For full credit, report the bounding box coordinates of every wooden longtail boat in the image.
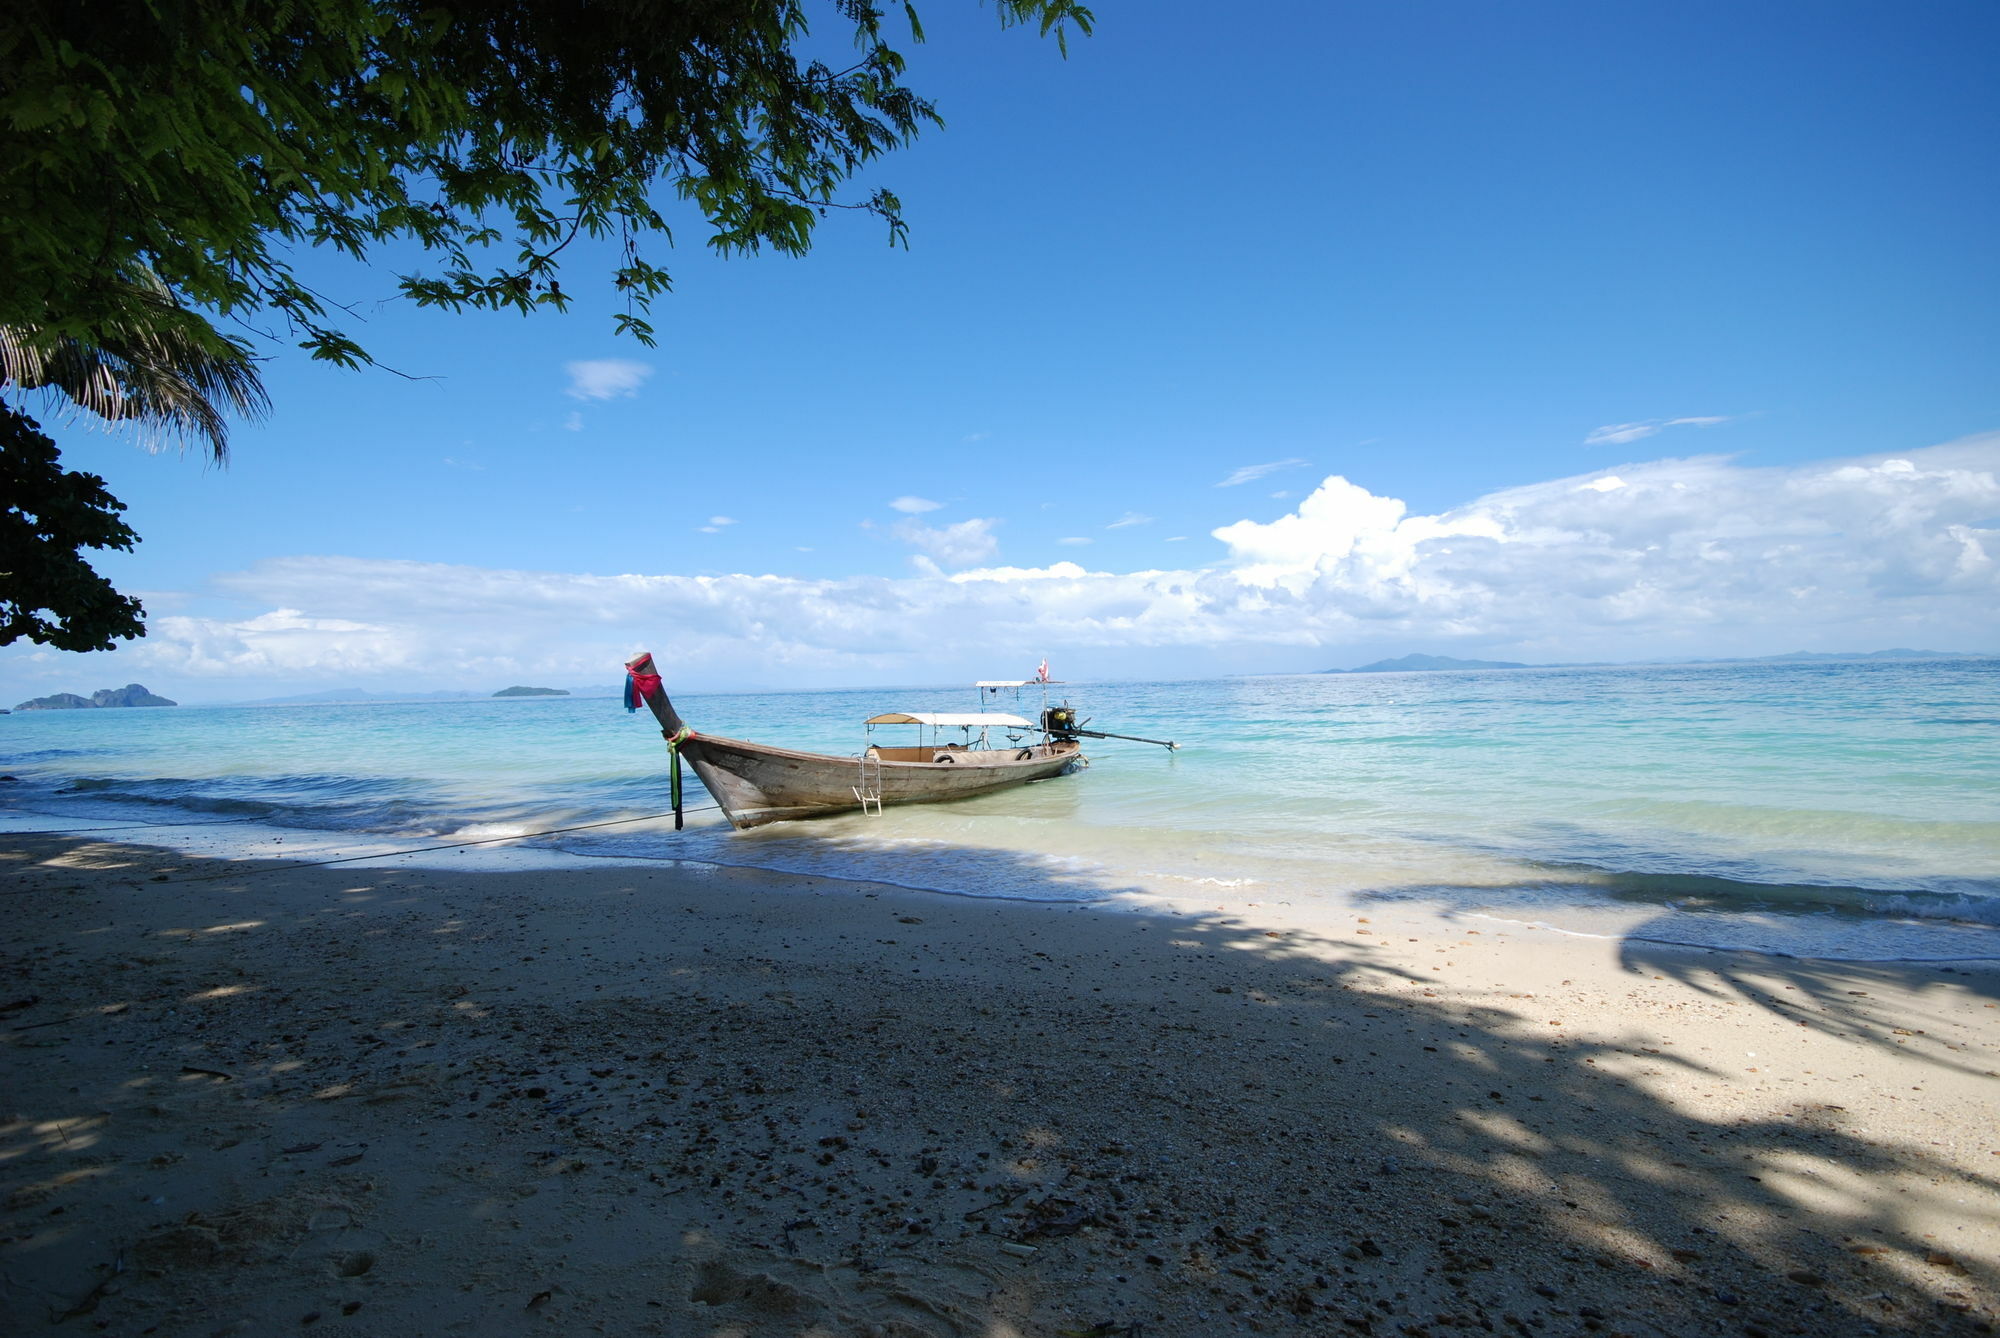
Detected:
[624,652,1086,829]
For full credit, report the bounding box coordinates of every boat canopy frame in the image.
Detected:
[974,675,1067,725]
[863,710,1038,752]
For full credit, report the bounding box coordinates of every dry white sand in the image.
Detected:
[3,833,1997,1337]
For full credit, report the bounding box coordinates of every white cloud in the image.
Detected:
[564,359,653,401]
[892,516,1000,568]
[1057,536,1093,546]
[1211,475,1414,574]
[27,436,1993,693]
[1217,458,1308,488]
[889,496,943,514]
[563,412,584,432]
[698,515,737,534]
[125,608,411,680]
[1107,512,1152,529]
[1585,416,1732,447]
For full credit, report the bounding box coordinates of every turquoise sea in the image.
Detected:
[3,659,1997,961]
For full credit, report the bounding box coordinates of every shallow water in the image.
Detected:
[3,659,1996,960]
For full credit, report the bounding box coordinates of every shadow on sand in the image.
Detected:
[2,830,1995,1338]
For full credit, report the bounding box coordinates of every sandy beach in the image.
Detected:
[3,833,1996,1338]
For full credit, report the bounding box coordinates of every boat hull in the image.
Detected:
[682,733,1082,829]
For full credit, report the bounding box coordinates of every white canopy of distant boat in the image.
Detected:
[624,653,1174,829]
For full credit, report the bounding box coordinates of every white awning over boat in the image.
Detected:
[975,680,1063,687]
[866,712,1035,728]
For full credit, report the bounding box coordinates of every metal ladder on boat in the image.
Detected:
[853,753,883,816]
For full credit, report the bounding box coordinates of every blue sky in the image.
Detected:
[7,0,1997,701]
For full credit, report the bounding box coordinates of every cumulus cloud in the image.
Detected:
[1217,458,1308,487]
[1584,416,1732,447]
[1205,441,1998,651]
[698,516,736,534]
[564,359,653,401]
[949,561,1093,584]
[889,496,943,514]
[892,516,1000,568]
[28,437,1993,692]
[1057,536,1093,546]
[134,608,414,680]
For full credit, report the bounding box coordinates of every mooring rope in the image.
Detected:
[2,804,725,884]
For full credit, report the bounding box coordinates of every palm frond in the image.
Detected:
[0,268,267,464]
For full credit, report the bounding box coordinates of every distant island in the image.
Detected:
[1323,649,1989,675]
[13,683,178,710]
[214,686,610,706]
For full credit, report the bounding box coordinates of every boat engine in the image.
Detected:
[1039,705,1178,751]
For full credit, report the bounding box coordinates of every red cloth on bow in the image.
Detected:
[624,670,662,712]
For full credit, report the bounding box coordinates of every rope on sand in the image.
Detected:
[0,814,269,834]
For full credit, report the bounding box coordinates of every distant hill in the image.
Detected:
[1325,654,1529,674]
[1322,649,1991,675]
[14,683,177,710]
[493,686,569,697]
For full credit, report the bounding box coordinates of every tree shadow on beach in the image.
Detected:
[2,830,1997,1338]
[1617,932,2000,1079]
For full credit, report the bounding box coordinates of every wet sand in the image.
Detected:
[3,833,1997,1337]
